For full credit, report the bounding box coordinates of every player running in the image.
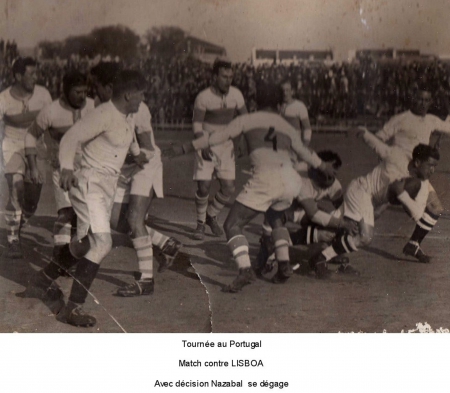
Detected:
[25,71,94,267]
[366,84,450,263]
[90,62,182,297]
[23,70,146,327]
[191,58,247,240]
[307,128,439,279]
[0,57,52,258]
[165,82,335,292]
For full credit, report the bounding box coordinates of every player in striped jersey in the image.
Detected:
[0,57,52,259]
[25,71,94,269]
[165,82,335,291]
[367,84,450,263]
[279,79,312,146]
[192,58,247,240]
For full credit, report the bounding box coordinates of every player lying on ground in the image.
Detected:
[191,58,247,241]
[255,150,357,275]
[22,70,146,328]
[25,71,95,268]
[306,132,439,279]
[364,84,450,262]
[90,62,182,298]
[164,82,336,291]
[0,57,52,259]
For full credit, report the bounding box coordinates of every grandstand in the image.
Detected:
[251,47,333,66]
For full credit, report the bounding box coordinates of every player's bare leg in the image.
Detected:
[52,207,77,276]
[205,178,235,237]
[222,202,259,292]
[4,174,25,259]
[193,180,211,240]
[22,180,42,227]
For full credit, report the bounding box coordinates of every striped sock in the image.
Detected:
[206,191,230,218]
[146,227,169,249]
[410,208,440,244]
[5,210,21,243]
[290,225,319,245]
[132,236,153,279]
[195,193,209,224]
[53,220,72,246]
[227,235,251,269]
[262,222,272,237]
[272,227,290,262]
[323,234,358,261]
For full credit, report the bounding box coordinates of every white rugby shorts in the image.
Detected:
[193,139,235,181]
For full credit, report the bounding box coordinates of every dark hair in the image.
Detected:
[90,62,121,86]
[62,71,87,99]
[256,81,282,110]
[280,78,295,89]
[12,57,37,77]
[412,143,440,162]
[212,58,232,75]
[317,150,342,169]
[112,70,147,98]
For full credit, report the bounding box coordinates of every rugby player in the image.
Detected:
[25,71,94,267]
[90,62,182,297]
[0,57,52,258]
[165,82,335,292]
[367,84,450,263]
[279,79,312,146]
[191,58,247,240]
[24,70,146,327]
[307,130,439,279]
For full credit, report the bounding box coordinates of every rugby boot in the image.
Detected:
[271,261,293,284]
[205,214,224,237]
[337,263,360,276]
[309,253,332,279]
[158,238,182,272]
[4,240,24,259]
[223,268,256,293]
[253,235,273,276]
[116,278,154,297]
[57,301,96,327]
[193,222,205,240]
[403,242,431,264]
[18,271,63,302]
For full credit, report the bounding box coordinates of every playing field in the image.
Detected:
[1,129,450,333]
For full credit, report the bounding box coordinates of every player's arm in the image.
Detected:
[434,116,450,135]
[375,116,398,142]
[24,120,46,184]
[290,134,333,177]
[192,94,214,161]
[235,101,249,157]
[355,126,390,159]
[299,103,312,146]
[390,179,425,222]
[329,181,344,209]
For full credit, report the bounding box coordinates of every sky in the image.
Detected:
[1,0,450,62]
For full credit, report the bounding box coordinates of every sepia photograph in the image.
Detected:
[1,0,450,334]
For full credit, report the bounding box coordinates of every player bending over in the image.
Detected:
[306,132,439,279]
[23,70,146,327]
[90,62,182,297]
[0,57,52,258]
[165,82,335,291]
[25,71,94,268]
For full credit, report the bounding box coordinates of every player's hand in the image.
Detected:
[348,126,367,139]
[60,168,78,192]
[132,152,149,169]
[201,147,214,161]
[28,167,43,184]
[339,218,358,235]
[317,161,336,179]
[161,144,185,159]
[390,179,405,196]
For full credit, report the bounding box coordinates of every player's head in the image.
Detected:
[411,82,433,117]
[63,71,88,109]
[12,57,37,93]
[280,79,295,104]
[309,150,342,188]
[112,70,147,114]
[90,62,121,103]
[411,143,439,180]
[256,82,283,111]
[212,57,233,95]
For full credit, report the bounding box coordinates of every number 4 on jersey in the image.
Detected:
[264,127,277,151]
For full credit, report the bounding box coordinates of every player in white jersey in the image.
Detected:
[192,58,247,240]
[0,57,52,258]
[369,85,450,263]
[90,62,182,297]
[279,79,312,146]
[166,83,335,291]
[23,70,146,327]
[25,71,94,268]
[307,131,439,279]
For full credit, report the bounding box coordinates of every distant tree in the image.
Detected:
[37,40,63,59]
[144,26,186,57]
[90,25,140,60]
[61,35,96,58]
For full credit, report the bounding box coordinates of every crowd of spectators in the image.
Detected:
[2,45,450,124]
